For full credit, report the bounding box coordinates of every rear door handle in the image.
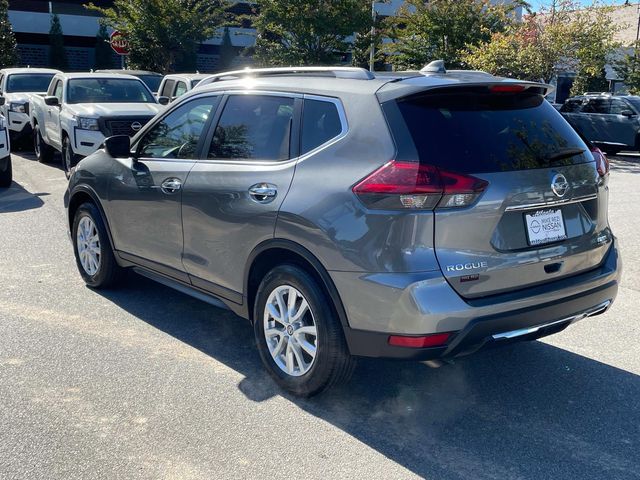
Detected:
[160,177,182,194]
[249,183,277,203]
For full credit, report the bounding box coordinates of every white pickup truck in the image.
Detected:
[0,68,60,148]
[0,100,11,187]
[30,73,163,176]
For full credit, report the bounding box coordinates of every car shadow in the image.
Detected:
[18,151,65,172]
[0,181,48,212]
[94,273,640,480]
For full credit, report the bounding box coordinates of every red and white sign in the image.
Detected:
[109,30,129,55]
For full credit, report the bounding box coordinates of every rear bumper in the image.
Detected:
[338,240,621,359]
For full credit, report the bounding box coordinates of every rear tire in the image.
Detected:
[0,155,11,188]
[253,264,355,397]
[33,126,53,163]
[72,202,123,288]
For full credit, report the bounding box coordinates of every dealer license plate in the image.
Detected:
[524,209,567,246]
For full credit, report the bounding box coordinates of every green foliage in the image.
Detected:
[49,14,69,71]
[253,0,371,66]
[0,0,17,68]
[218,27,236,72]
[94,23,113,70]
[614,43,640,95]
[387,0,523,70]
[86,0,227,73]
[463,0,620,88]
[351,14,385,70]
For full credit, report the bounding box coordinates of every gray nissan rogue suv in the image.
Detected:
[65,65,621,396]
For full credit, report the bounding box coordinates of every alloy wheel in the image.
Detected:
[263,285,318,377]
[76,216,101,276]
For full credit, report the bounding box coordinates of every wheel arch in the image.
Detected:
[244,239,351,334]
[67,186,116,251]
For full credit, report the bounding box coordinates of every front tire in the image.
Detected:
[62,136,80,179]
[33,126,54,163]
[72,202,123,288]
[254,265,355,397]
[0,155,11,188]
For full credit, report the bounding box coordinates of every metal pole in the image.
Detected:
[369,1,376,72]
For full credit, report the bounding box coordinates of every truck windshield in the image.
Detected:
[6,74,55,93]
[67,78,156,104]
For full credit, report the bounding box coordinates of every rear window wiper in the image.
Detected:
[546,147,585,162]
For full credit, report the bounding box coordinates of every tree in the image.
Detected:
[351,13,385,70]
[94,23,113,70]
[614,43,640,94]
[386,0,524,71]
[253,0,371,66]
[86,0,227,73]
[0,0,17,68]
[49,14,68,71]
[463,0,619,88]
[218,27,236,72]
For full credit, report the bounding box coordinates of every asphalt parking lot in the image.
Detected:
[1,151,639,480]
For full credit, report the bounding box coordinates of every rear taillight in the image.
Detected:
[591,146,609,177]
[352,160,488,210]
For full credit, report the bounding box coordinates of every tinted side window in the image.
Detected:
[208,95,294,161]
[560,99,583,113]
[582,98,610,114]
[610,98,631,115]
[301,99,343,154]
[174,81,188,98]
[137,96,217,159]
[160,79,175,98]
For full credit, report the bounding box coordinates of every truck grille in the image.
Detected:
[102,117,152,137]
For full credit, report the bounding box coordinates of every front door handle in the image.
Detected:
[160,177,182,194]
[249,183,277,203]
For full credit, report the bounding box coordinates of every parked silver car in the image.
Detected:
[65,64,621,396]
[560,93,640,154]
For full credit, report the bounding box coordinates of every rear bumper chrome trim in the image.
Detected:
[491,300,611,340]
[505,194,598,212]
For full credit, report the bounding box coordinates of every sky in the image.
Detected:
[529,0,636,10]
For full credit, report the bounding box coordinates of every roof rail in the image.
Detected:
[197,66,375,87]
[584,91,611,96]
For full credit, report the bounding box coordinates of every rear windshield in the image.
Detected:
[6,74,55,93]
[385,91,591,173]
[67,78,155,104]
[136,75,162,93]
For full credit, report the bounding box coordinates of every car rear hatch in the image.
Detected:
[379,81,612,299]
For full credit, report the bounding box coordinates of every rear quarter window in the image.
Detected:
[384,91,591,173]
[301,99,343,154]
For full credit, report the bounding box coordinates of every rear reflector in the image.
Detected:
[388,333,452,348]
[489,84,527,93]
[352,160,488,210]
[591,146,610,176]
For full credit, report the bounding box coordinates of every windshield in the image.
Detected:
[387,91,591,173]
[67,78,156,104]
[136,75,162,93]
[5,74,55,93]
[625,96,640,112]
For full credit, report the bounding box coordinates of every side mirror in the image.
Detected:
[157,96,170,106]
[0,97,5,106]
[44,96,59,106]
[104,135,131,158]
[620,109,635,118]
